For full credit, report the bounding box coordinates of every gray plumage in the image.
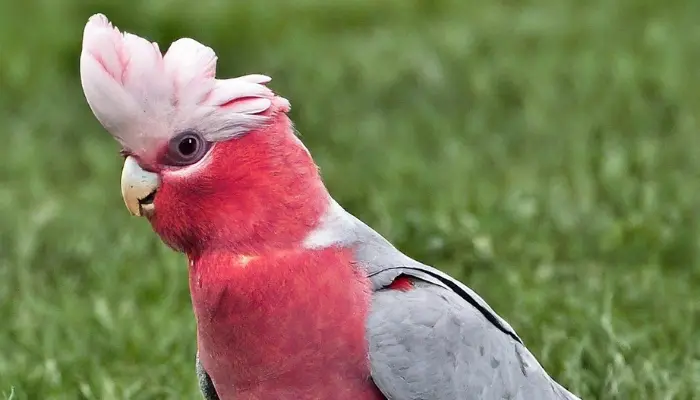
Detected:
[197,200,580,399]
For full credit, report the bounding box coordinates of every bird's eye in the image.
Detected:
[163,131,211,166]
[178,136,198,156]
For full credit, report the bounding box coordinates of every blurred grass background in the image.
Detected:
[2,0,700,399]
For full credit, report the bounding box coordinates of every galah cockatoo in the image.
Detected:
[80,13,580,400]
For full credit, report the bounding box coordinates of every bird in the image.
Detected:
[79,13,581,400]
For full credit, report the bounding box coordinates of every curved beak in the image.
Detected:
[121,156,159,217]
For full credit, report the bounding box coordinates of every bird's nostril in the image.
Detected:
[138,190,156,206]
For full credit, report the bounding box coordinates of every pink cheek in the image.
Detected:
[151,185,175,222]
[154,181,194,216]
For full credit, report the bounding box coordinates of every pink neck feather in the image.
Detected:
[189,246,384,399]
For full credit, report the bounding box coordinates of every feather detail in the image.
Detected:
[80,13,282,156]
[163,38,217,106]
[224,98,273,115]
[387,275,414,291]
[237,74,273,85]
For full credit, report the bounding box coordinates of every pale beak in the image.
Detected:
[120,156,159,217]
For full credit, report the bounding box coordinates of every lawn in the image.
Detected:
[1,0,700,399]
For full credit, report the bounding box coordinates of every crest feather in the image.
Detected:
[163,38,217,105]
[80,14,278,154]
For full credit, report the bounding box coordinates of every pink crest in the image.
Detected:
[80,14,281,153]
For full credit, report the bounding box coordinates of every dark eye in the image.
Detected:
[163,131,211,166]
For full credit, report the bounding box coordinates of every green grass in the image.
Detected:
[2,0,700,398]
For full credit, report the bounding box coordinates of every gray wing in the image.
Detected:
[316,207,580,399]
[367,277,579,400]
[196,352,220,400]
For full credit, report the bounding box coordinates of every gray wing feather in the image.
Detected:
[196,352,220,400]
[367,281,579,400]
[367,264,523,344]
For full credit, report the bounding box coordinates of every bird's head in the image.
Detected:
[80,14,328,257]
